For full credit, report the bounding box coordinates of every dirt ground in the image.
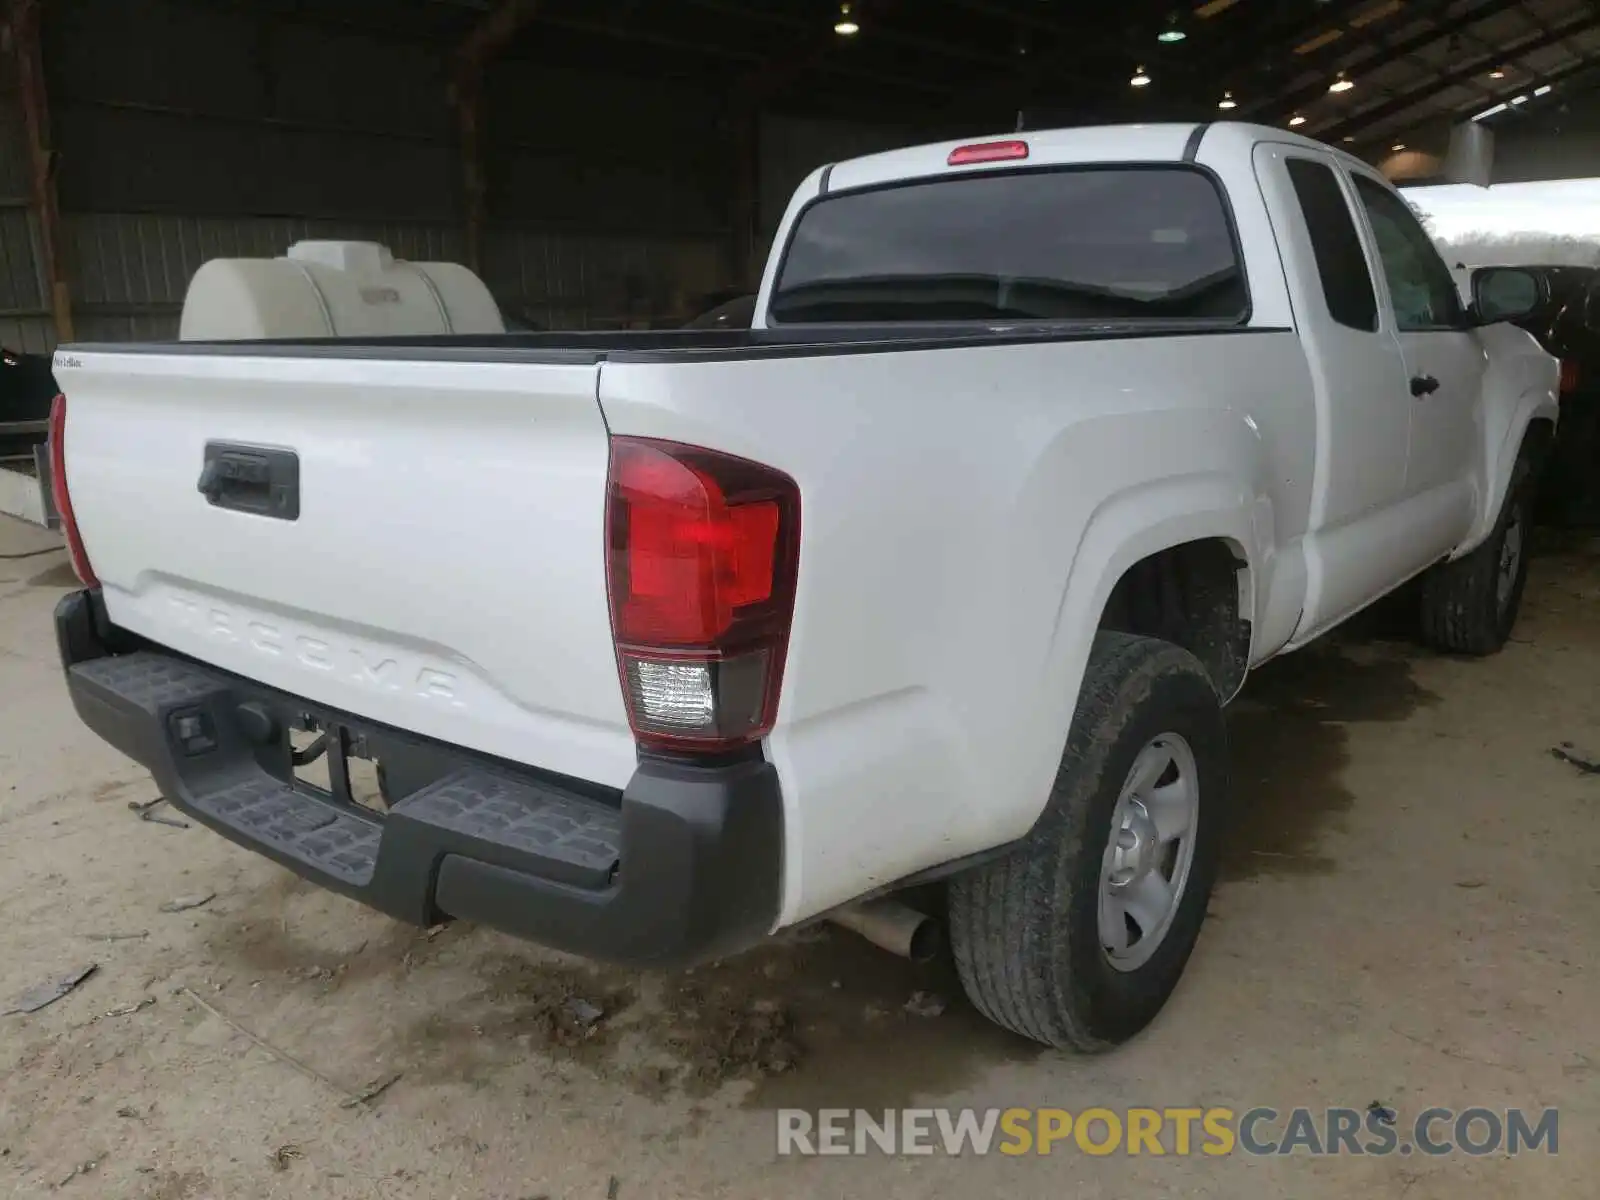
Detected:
[2,510,1598,1199]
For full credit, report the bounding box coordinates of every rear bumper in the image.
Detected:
[55,589,783,968]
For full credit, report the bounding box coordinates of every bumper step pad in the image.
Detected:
[57,585,784,968]
[205,775,381,886]
[398,771,621,888]
[66,650,625,905]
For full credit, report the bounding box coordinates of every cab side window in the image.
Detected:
[1284,157,1378,332]
[1351,176,1462,331]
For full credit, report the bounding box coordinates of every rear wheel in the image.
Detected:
[948,632,1226,1051]
[1419,449,1535,656]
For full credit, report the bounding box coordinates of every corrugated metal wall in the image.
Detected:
[63,213,467,343]
[4,0,741,349]
[0,0,948,352]
[0,48,51,354]
[482,61,733,328]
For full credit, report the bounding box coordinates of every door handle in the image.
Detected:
[1410,374,1440,397]
[198,443,300,520]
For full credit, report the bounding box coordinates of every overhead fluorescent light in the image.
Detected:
[1473,102,1509,120]
[1510,93,1529,105]
[1289,114,1308,126]
[1534,84,1553,96]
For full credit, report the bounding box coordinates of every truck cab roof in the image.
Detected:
[819,122,1371,195]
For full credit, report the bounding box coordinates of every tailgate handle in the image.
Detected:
[198,443,300,521]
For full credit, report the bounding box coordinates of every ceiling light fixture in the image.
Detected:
[1218,91,1237,109]
[1489,68,1506,79]
[1328,72,1354,93]
[834,2,859,35]
[1473,102,1509,121]
[1342,136,1355,143]
[1158,13,1186,43]
[1510,93,1529,105]
[1534,84,1552,96]
[1131,65,1152,86]
[1289,114,1307,126]
[1391,142,1405,151]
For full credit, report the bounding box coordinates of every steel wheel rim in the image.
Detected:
[1497,504,1525,614]
[1098,732,1200,972]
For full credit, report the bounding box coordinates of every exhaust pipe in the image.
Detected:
[829,898,941,963]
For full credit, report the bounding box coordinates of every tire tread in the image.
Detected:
[949,631,1222,1051]
[1419,452,1533,656]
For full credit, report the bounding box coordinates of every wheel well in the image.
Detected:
[1524,416,1556,464]
[1098,538,1251,699]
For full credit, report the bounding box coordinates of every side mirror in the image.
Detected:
[1471,266,1544,325]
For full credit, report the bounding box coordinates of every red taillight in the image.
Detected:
[947,139,1029,166]
[1560,359,1581,394]
[606,437,799,751]
[48,393,98,588]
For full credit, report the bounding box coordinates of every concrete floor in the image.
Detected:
[1,510,1597,1199]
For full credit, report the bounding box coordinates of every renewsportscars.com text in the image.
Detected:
[776,1106,1559,1158]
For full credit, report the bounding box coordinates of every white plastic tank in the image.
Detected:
[179,240,504,340]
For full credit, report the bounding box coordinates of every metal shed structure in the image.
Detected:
[5,0,1600,355]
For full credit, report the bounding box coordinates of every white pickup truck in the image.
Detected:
[50,122,1556,1051]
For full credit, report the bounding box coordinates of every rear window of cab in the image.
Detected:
[769,166,1248,325]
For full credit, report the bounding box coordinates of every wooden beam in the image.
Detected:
[450,0,539,274]
[7,0,73,342]
[456,0,538,74]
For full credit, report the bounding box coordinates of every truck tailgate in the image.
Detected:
[59,350,636,790]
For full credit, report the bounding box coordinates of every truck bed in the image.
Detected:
[62,316,1261,365]
[55,316,1297,926]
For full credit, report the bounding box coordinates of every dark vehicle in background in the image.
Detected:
[0,348,57,459]
[1474,265,1600,525]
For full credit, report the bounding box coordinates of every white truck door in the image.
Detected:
[1252,145,1414,636]
[1348,173,1481,554]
